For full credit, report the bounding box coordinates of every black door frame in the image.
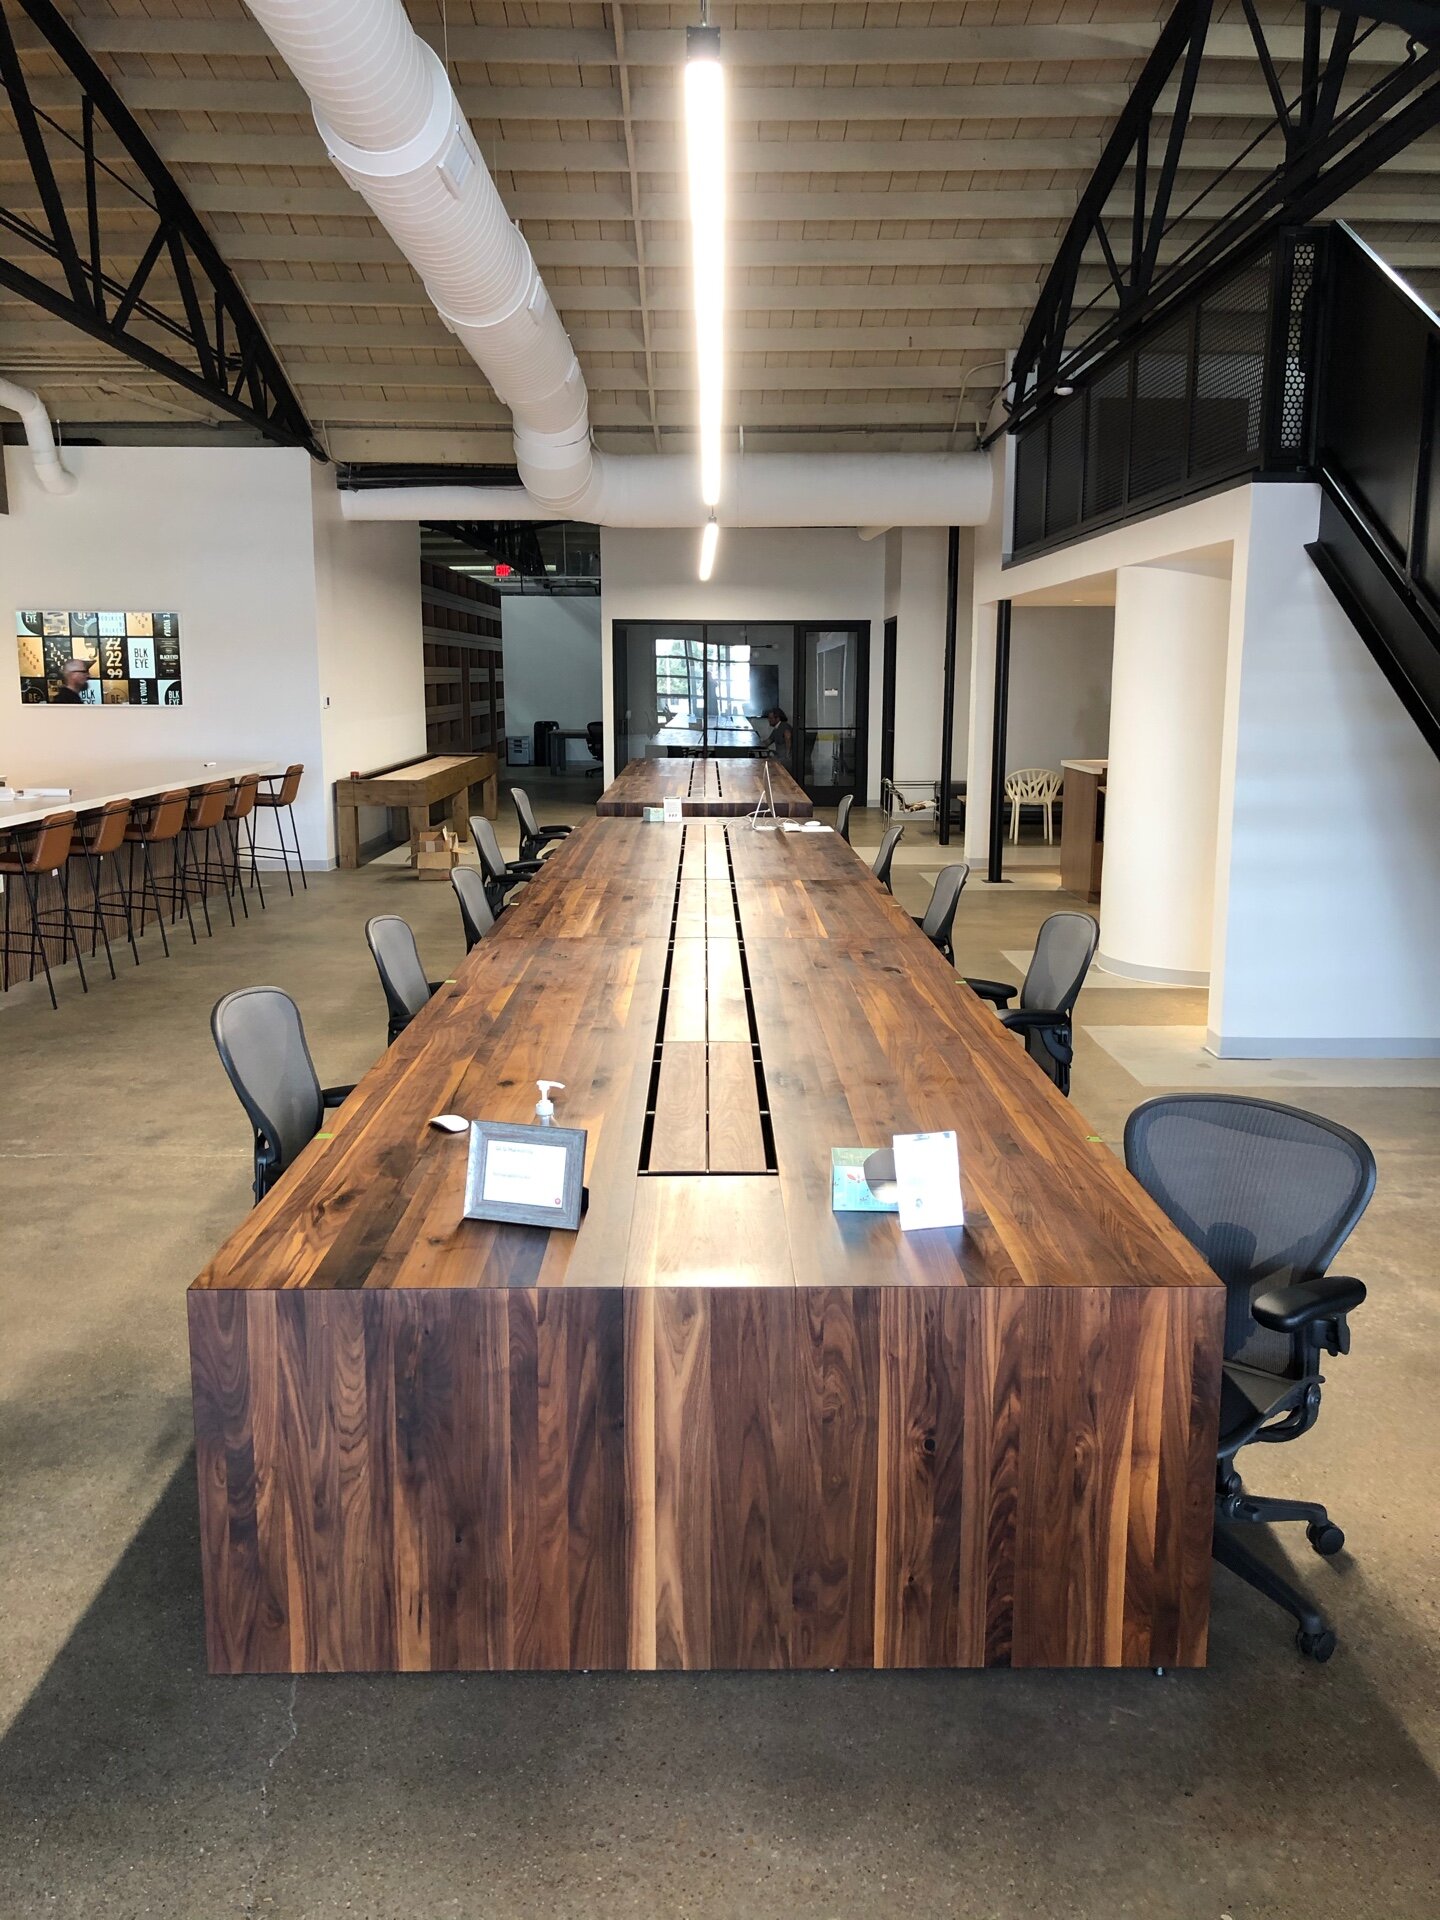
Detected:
[879,615,898,790]
[794,620,870,807]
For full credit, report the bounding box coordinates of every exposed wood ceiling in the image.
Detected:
[1,0,1438,467]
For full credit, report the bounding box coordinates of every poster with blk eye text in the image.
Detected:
[15,610,182,706]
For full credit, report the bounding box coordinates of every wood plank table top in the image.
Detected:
[0,758,279,833]
[333,753,495,808]
[194,818,1214,1301]
[595,756,813,818]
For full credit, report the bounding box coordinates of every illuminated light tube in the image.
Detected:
[684,27,725,508]
[699,517,720,582]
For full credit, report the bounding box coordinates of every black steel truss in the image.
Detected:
[0,0,321,454]
[1002,0,1440,439]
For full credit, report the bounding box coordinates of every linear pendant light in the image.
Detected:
[698,515,720,581]
[684,22,725,511]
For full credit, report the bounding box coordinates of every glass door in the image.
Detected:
[796,623,868,805]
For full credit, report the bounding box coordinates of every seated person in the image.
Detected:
[758,706,793,758]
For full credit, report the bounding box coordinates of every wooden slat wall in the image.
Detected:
[421,563,504,758]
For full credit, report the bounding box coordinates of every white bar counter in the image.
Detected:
[0,759,279,834]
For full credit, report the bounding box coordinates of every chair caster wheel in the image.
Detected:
[1307,1521,1345,1557]
[1296,1626,1337,1662]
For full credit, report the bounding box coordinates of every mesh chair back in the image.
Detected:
[211,986,323,1183]
[1125,1094,1376,1377]
[471,814,507,882]
[365,915,432,1028]
[1022,912,1098,1014]
[835,794,853,843]
[921,863,969,943]
[872,823,904,890]
[512,788,541,840]
[586,721,603,757]
[452,866,494,949]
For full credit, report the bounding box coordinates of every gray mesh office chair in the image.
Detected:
[512,787,574,863]
[211,986,353,1205]
[871,823,904,893]
[967,910,1098,1096]
[471,813,545,917]
[451,866,495,950]
[365,914,438,1044]
[914,862,969,963]
[835,794,854,844]
[1125,1094,1376,1661]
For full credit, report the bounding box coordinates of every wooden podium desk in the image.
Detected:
[189,818,1221,1676]
[1060,758,1107,902]
[333,752,498,869]
[597,755,812,818]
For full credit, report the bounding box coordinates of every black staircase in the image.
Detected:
[1307,225,1440,756]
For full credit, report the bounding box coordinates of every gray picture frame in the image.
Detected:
[463,1119,588,1231]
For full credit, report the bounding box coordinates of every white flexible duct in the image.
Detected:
[244,0,991,529]
[0,377,75,495]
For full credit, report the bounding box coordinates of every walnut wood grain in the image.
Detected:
[190,814,1223,1674]
[596,757,813,817]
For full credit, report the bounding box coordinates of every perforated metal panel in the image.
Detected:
[1044,394,1085,536]
[1278,237,1317,454]
[1191,256,1270,475]
[1083,359,1131,521]
[1129,314,1193,499]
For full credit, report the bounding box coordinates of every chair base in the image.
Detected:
[1213,1466,1345,1661]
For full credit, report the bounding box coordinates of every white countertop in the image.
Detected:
[0,759,280,833]
[1060,758,1109,775]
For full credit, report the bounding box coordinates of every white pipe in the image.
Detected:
[0,378,75,495]
[243,0,991,528]
[342,451,990,529]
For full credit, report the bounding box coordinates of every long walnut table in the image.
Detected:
[189,817,1222,1674]
[596,755,812,818]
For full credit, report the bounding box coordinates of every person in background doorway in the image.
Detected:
[760,706,793,759]
[52,659,93,704]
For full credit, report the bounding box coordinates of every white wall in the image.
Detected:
[1209,484,1440,1055]
[887,526,970,790]
[501,594,603,766]
[311,466,424,849]
[1006,606,1114,774]
[0,449,425,864]
[600,526,887,798]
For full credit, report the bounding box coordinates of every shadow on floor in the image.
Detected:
[2,1457,1437,1920]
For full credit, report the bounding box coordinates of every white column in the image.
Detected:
[1098,563,1230,983]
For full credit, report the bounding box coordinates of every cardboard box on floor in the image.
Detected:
[414,826,461,877]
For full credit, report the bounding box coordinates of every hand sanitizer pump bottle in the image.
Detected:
[535,1080,564,1127]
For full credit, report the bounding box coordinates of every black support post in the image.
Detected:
[987,600,1012,885]
[937,526,961,846]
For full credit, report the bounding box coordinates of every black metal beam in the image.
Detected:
[937,525,960,847]
[0,0,321,455]
[1000,0,1440,442]
[986,602,1012,886]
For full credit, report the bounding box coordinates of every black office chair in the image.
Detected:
[914,862,969,962]
[451,866,495,951]
[966,910,1098,1096]
[471,814,544,918]
[512,786,573,863]
[871,823,904,893]
[1125,1094,1376,1661]
[585,719,604,775]
[211,986,353,1205]
[835,794,854,844]
[365,914,439,1044]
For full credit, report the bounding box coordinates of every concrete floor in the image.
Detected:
[2,782,1437,1919]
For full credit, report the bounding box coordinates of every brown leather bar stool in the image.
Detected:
[0,811,85,1009]
[224,773,265,913]
[70,798,138,978]
[123,788,196,953]
[180,780,239,935]
[252,763,307,894]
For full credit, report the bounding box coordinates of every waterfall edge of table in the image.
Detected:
[189,819,1222,1675]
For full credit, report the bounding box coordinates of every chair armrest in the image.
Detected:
[321,1084,355,1108]
[542,824,574,838]
[966,977,1017,1007]
[507,857,547,877]
[998,1007,1065,1034]
[1252,1276,1367,1332]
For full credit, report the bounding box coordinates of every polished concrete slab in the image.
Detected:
[2,784,1437,1918]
